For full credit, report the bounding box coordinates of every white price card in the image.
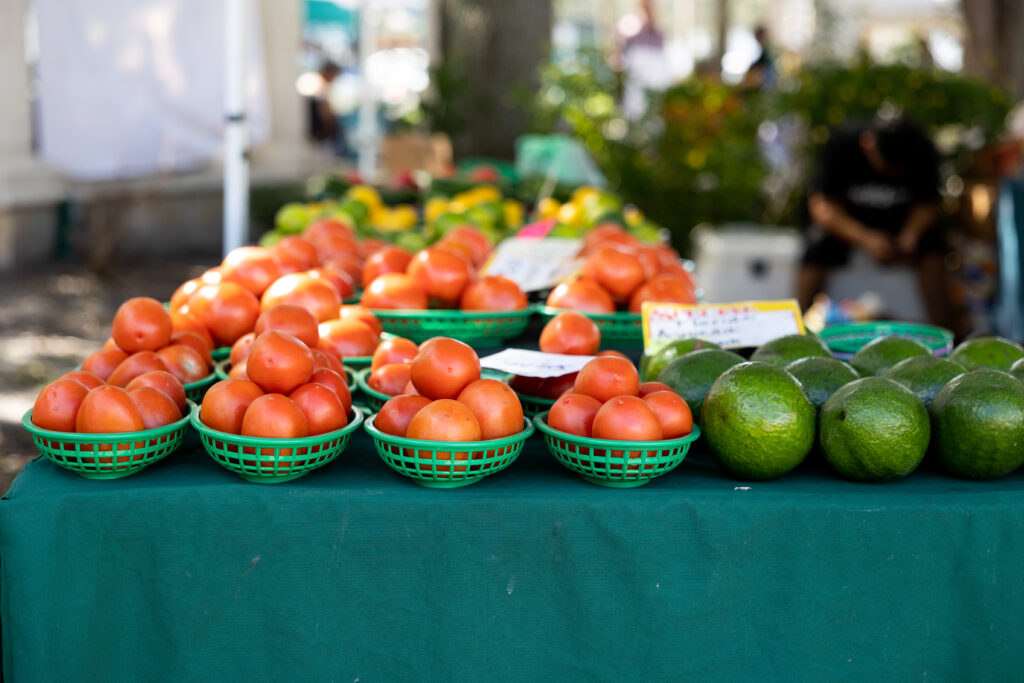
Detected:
[480,237,582,292]
[642,300,806,352]
[479,349,597,378]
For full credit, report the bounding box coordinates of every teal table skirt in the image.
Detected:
[2,428,1022,682]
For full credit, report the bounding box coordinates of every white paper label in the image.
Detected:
[480,237,583,292]
[479,349,597,378]
[643,300,805,351]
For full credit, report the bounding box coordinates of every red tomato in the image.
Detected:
[403,380,420,396]
[170,278,204,311]
[546,279,616,314]
[539,312,601,355]
[230,332,256,367]
[371,337,419,372]
[582,246,646,300]
[358,237,388,258]
[254,304,319,348]
[375,395,431,437]
[406,248,472,308]
[406,399,482,475]
[200,268,222,284]
[261,273,341,323]
[547,393,602,437]
[107,351,169,387]
[246,331,315,394]
[456,379,524,439]
[573,356,640,403]
[317,237,362,267]
[441,226,491,266]
[76,386,146,433]
[338,305,383,337]
[361,246,413,288]
[157,344,210,384]
[509,374,545,396]
[170,331,213,367]
[369,363,413,396]
[60,370,105,390]
[303,217,356,247]
[308,368,352,415]
[642,391,693,438]
[169,310,215,351]
[220,246,280,296]
[639,381,674,397]
[653,243,681,270]
[199,379,264,434]
[111,297,173,353]
[592,396,663,441]
[271,249,306,276]
[459,276,528,311]
[434,240,477,270]
[307,265,355,299]
[185,281,261,347]
[597,350,631,360]
[311,349,346,375]
[632,245,662,281]
[81,348,129,382]
[101,337,122,351]
[657,264,696,290]
[582,223,630,253]
[274,235,320,269]
[318,319,379,359]
[361,273,428,310]
[289,383,348,435]
[241,394,309,438]
[228,362,249,380]
[125,371,187,413]
[410,337,481,399]
[323,252,363,284]
[128,386,182,429]
[31,379,90,432]
[628,275,696,313]
[538,372,579,399]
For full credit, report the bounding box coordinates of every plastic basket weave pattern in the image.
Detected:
[363,415,534,488]
[190,404,364,483]
[369,308,533,344]
[535,305,643,346]
[534,412,700,488]
[818,322,954,360]
[515,393,556,417]
[354,367,393,412]
[22,404,193,479]
[212,347,231,361]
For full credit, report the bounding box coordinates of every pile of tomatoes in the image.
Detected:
[546,355,694,441]
[508,311,603,401]
[31,297,198,434]
[546,224,696,314]
[374,338,526,444]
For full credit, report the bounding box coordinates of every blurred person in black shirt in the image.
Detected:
[796,118,954,329]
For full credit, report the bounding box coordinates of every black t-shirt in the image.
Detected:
[812,127,940,234]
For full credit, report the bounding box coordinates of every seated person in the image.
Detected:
[796,117,957,332]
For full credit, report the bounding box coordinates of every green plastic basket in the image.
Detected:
[343,366,357,393]
[184,372,217,402]
[369,308,533,344]
[214,359,231,380]
[212,346,231,361]
[517,393,556,418]
[534,411,700,488]
[190,404,364,483]
[22,403,194,479]
[363,415,534,488]
[354,367,394,412]
[535,305,643,346]
[818,322,954,361]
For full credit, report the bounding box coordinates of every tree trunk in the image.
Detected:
[962,0,1024,96]
[440,0,552,159]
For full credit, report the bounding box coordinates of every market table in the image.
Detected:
[2,427,1022,682]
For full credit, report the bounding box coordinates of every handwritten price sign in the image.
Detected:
[642,300,806,352]
[480,237,582,292]
[479,349,597,378]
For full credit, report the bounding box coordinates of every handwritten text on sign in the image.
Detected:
[480,237,582,292]
[479,349,597,378]
[642,300,806,351]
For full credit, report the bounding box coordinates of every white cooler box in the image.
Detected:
[692,224,802,303]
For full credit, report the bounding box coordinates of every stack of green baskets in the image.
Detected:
[534,305,643,346]
[818,322,954,361]
[369,309,533,344]
[190,404,364,483]
[21,402,194,479]
[354,367,392,412]
[363,415,534,488]
[184,372,217,402]
[534,411,700,488]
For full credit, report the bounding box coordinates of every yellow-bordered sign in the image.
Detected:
[642,299,806,352]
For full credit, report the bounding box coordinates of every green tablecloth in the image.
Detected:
[2,428,1022,681]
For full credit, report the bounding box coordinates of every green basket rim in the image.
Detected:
[343,366,357,392]
[184,371,217,390]
[818,321,954,355]
[214,359,230,380]
[533,411,701,450]
[368,307,534,321]
[363,413,535,450]
[189,403,364,447]
[534,305,641,323]
[22,401,195,443]
[212,346,231,360]
[354,367,396,406]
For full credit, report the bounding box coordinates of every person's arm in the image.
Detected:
[896,203,940,255]
[808,192,894,262]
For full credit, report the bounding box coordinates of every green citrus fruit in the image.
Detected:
[641,339,721,382]
[948,337,1024,371]
[882,355,965,407]
[785,356,860,410]
[657,348,745,423]
[750,334,831,366]
[849,336,931,376]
